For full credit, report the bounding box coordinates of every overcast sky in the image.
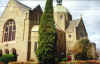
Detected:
[0,0,100,49]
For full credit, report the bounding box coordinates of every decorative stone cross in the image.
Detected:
[56,0,62,5]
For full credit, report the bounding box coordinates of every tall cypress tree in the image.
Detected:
[36,0,56,64]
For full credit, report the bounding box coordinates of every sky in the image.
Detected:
[0,0,100,49]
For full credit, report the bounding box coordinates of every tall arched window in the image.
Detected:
[2,19,16,42]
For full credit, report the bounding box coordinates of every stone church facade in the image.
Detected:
[0,0,96,62]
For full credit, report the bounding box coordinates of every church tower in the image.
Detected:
[54,0,72,31]
[54,0,72,58]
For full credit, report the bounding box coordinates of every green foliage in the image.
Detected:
[79,39,89,45]
[55,57,67,62]
[36,0,57,64]
[61,57,68,61]
[0,54,15,64]
[74,39,90,60]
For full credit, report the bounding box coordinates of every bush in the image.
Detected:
[0,54,15,64]
[72,38,90,60]
[61,57,68,61]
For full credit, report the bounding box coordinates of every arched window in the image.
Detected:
[2,19,16,42]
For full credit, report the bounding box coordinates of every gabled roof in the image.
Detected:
[66,16,86,33]
[7,0,42,12]
[31,5,42,12]
[14,0,31,11]
[66,19,81,32]
[7,0,32,12]
[0,0,42,17]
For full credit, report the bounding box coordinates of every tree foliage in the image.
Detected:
[72,38,90,60]
[36,0,56,64]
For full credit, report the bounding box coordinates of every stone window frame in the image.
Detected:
[2,19,16,42]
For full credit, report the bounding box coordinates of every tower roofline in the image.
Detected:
[56,0,62,5]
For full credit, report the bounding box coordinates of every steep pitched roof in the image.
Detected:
[7,0,31,12]
[6,0,42,12]
[71,19,80,27]
[66,19,80,32]
[14,0,31,11]
[0,0,42,17]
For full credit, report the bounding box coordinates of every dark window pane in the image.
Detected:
[34,42,38,53]
[2,19,16,42]
[5,27,8,32]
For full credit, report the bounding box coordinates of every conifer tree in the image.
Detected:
[36,0,56,64]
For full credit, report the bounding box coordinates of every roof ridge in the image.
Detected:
[14,0,31,10]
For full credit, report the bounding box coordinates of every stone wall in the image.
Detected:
[56,29,66,57]
[0,0,30,61]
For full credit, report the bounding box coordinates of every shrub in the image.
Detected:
[0,54,15,64]
[61,57,68,61]
[72,38,90,60]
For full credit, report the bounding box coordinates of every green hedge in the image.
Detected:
[61,57,68,61]
[0,54,15,64]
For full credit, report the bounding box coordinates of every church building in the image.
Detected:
[0,0,96,62]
